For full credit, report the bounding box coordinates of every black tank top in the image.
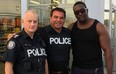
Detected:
[71,20,103,69]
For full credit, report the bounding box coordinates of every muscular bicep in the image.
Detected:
[96,23,111,52]
[67,22,74,30]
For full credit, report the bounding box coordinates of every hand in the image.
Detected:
[7,33,16,41]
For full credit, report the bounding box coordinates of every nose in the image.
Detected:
[78,11,83,15]
[57,17,61,21]
[30,21,34,25]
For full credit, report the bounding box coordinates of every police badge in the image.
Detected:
[7,41,15,49]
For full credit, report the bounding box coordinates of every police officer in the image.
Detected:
[38,7,71,74]
[3,10,48,74]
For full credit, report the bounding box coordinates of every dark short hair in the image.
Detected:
[50,7,66,19]
[73,1,87,8]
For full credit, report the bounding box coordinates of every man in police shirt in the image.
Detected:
[3,10,48,74]
[38,7,71,74]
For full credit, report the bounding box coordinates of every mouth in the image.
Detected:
[55,22,62,25]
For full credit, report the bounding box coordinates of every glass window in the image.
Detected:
[29,0,51,4]
[28,0,82,27]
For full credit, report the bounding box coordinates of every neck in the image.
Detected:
[28,32,34,39]
[53,27,62,33]
[25,30,34,39]
[51,25,62,33]
[78,18,91,25]
[55,28,62,33]
[77,18,94,29]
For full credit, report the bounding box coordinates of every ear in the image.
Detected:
[21,19,24,26]
[50,17,52,21]
[87,9,88,13]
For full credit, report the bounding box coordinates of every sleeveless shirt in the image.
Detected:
[71,19,103,69]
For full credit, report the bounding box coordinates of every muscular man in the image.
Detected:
[68,1,113,74]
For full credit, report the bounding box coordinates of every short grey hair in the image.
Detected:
[23,9,39,19]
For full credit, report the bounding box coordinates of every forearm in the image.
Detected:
[45,59,49,74]
[104,50,113,74]
[5,62,14,74]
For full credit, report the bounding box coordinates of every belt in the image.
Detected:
[50,71,63,74]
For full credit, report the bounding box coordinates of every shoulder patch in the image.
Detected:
[14,35,19,38]
[7,41,16,49]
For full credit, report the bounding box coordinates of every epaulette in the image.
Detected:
[13,34,20,38]
[13,32,22,39]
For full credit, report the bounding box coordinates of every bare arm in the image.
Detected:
[67,22,75,30]
[5,61,14,74]
[45,59,49,74]
[97,23,113,74]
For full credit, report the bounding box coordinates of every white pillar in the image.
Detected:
[114,10,116,72]
[114,11,116,38]
[21,0,28,29]
[84,0,104,23]
[21,0,27,19]
[109,0,112,38]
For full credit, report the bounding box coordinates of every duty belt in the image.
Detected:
[50,71,63,74]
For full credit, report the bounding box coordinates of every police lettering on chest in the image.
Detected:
[50,37,71,44]
[27,48,46,57]
[24,43,47,58]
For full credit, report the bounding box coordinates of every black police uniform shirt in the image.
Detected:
[39,25,71,71]
[3,29,47,74]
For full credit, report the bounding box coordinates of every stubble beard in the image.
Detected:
[78,18,87,24]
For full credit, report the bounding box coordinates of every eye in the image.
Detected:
[74,10,79,15]
[28,20,32,23]
[33,20,38,23]
[60,16,65,20]
[54,16,58,19]
[27,20,38,23]
[74,8,87,15]
[80,8,86,14]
